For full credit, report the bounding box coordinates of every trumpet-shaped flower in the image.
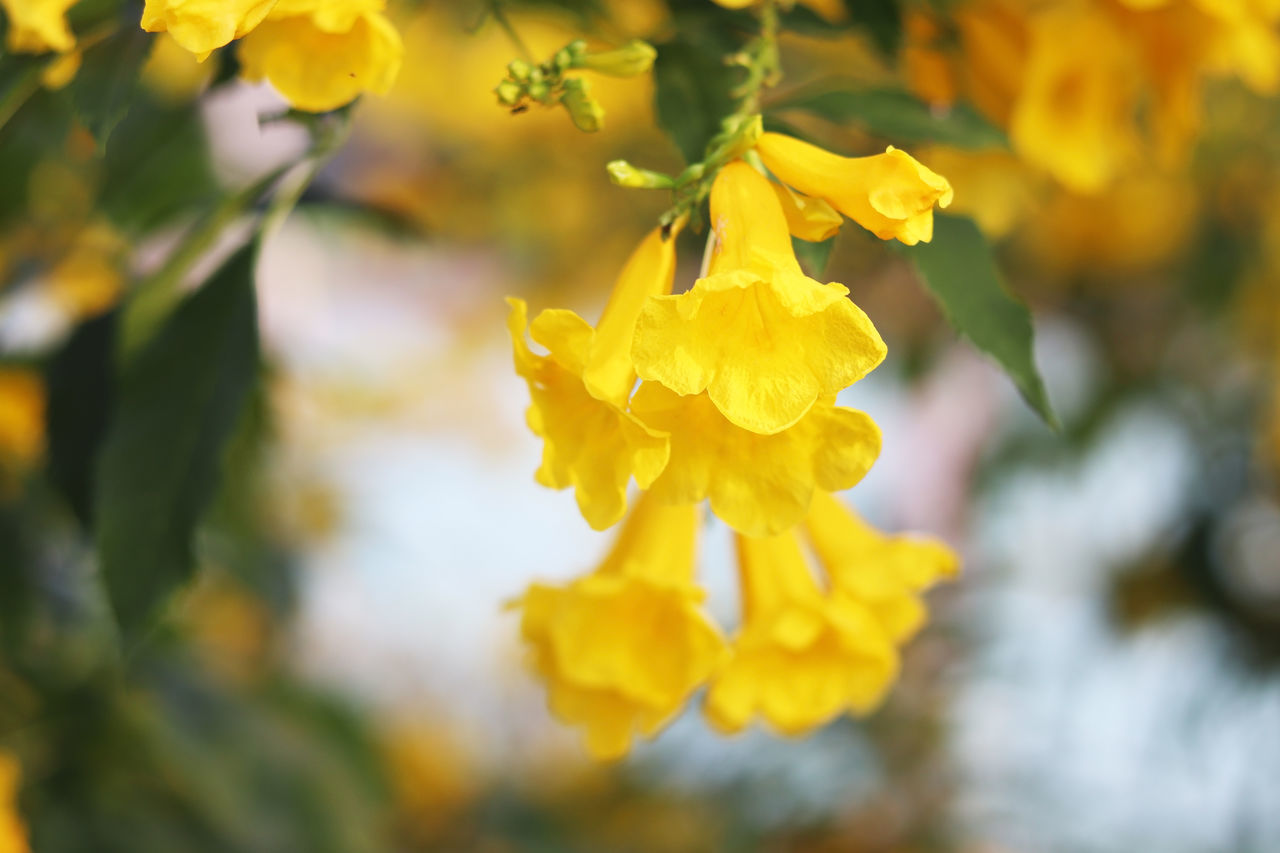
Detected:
[632,162,886,435]
[630,383,880,537]
[506,297,668,531]
[804,492,959,643]
[582,224,681,407]
[1009,2,1142,193]
[516,497,725,759]
[141,0,277,58]
[0,752,27,853]
[755,133,953,245]
[706,531,898,735]
[2,0,75,53]
[238,0,402,112]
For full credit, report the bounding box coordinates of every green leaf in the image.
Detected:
[792,235,835,279]
[94,242,261,637]
[46,310,117,526]
[652,6,748,164]
[66,23,153,148]
[899,215,1056,426]
[772,86,1007,149]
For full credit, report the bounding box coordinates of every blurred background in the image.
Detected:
[2,0,1280,850]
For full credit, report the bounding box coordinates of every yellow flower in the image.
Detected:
[630,383,879,537]
[711,0,846,21]
[506,297,669,531]
[582,224,681,408]
[803,492,959,643]
[1,0,75,53]
[768,181,842,243]
[141,0,278,59]
[705,531,898,736]
[632,162,886,435]
[516,496,725,759]
[1008,2,1141,194]
[0,752,28,853]
[0,369,45,468]
[755,133,953,245]
[238,0,402,113]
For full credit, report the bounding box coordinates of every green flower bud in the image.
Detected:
[495,79,523,106]
[576,40,657,77]
[507,59,531,82]
[606,160,675,189]
[560,78,605,132]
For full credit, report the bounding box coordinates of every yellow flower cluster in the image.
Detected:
[0,0,401,111]
[905,0,1280,193]
[0,753,28,853]
[508,135,959,757]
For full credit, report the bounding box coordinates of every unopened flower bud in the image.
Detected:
[607,160,675,189]
[576,40,657,77]
[495,79,523,106]
[507,59,531,82]
[560,78,605,132]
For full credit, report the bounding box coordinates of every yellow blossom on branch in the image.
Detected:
[506,298,669,531]
[141,0,278,58]
[506,224,682,529]
[755,133,953,245]
[237,0,402,112]
[705,530,899,736]
[1,0,76,53]
[515,496,725,759]
[630,383,880,537]
[804,492,959,643]
[632,161,886,435]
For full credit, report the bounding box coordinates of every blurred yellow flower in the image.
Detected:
[141,0,277,58]
[238,0,402,112]
[756,133,953,245]
[710,0,846,22]
[516,497,725,759]
[0,752,28,853]
[1010,2,1142,194]
[506,297,669,531]
[141,33,216,101]
[705,530,898,735]
[631,162,886,435]
[630,384,879,536]
[0,370,45,469]
[804,492,959,643]
[1,0,75,53]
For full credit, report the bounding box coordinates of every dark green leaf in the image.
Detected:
[772,86,1007,149]
[46,310,117,526]
[94,242,261,636]
[67,23,153,148]
[792,235,835,279]
[652,6,749,164]
[900,215,1056,426]
[99,100,219,233]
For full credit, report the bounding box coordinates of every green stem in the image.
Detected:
[0,64,43,136]
[489,0,533,63]
[117,163,292,362]
[657,0,782,229]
